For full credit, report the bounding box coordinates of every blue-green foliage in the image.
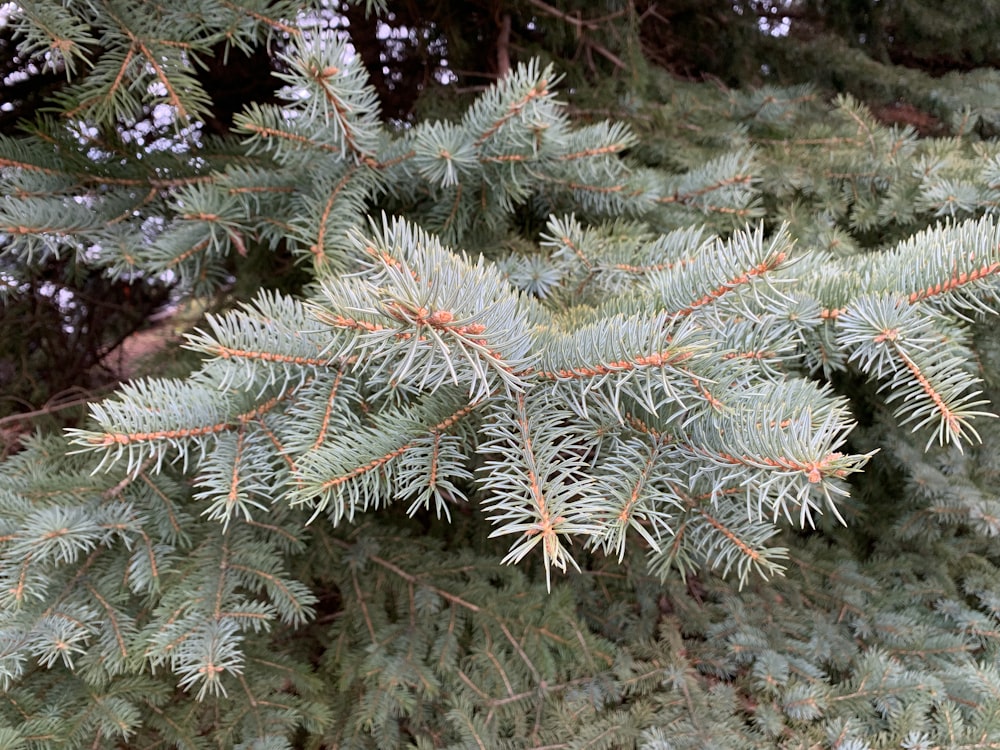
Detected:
[4,3,1000,748]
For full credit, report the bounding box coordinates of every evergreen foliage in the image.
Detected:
[5,3,1000,748]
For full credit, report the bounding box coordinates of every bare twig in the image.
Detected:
[526,0,626,30]
[0,387,112,430]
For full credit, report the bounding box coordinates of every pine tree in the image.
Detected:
[5,3,1000,748]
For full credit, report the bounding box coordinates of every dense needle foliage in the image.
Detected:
[5,3,1000,748]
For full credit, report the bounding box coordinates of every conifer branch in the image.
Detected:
[238,122,344,154]
[81,391,288,448]
[473,69,553,146]
[7,18,1000,744]
[207,346,336,368]
[657,174,755,205]
[217,0,302,36]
